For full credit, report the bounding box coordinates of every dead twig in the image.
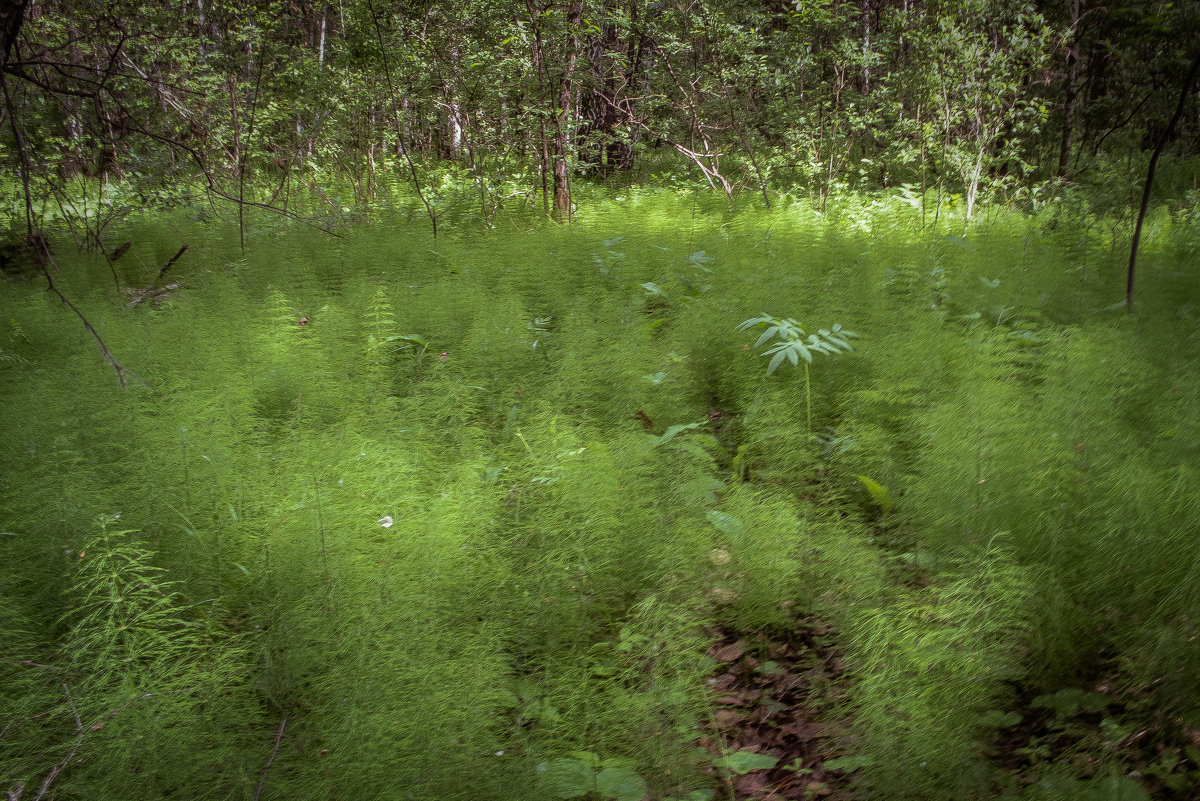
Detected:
[252,718,288,801]
[0,657,62,672]
[33,692,155,801]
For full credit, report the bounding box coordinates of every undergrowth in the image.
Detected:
[1,188,1198,800]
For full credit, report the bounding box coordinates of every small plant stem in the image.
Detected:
[313,477,328,578]
[704,704,738,801]
[181,435,190,513]
[62,683,81,732]
[804,362,812,437]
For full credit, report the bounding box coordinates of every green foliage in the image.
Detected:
[539,751,648,801]
[3,189,1200,801]
[713,749,778,775]
[738,314,857,375]
[13,0,1197,239]
[856,474,895,515]
[738,312,858,436]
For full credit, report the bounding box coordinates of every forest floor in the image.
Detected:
[703,620,857,800]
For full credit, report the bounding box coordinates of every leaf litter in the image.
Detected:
[700,617,859,800]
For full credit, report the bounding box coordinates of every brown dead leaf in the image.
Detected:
[715,708,745,727]
[735,771,771,796]
[711,672,739,692]
[779,720,823,742]
[713,639,747,663]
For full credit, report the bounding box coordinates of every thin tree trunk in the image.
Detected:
[615,0,665,171]
[724,88,770,210]
[227,73,244,253]
[526,0,553,217]
[934,66,952,229]
[552,0,584,221]
[1057,0,1081,178]
[861,0,870,94]
[918,103,927,229]
[318,4,327,69]
[1127,52,1200,312]
[367,0,437,236]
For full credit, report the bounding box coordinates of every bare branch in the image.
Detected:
[252,718,288,801]
[0,66,148,390]
[0,657,63,672]
[157,244,187,282]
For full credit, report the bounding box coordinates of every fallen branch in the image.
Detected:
[252,718,288,801]
[124,281,181,309]
[157,244,187,282]
[0,657,63,672]
[34,692,156,801]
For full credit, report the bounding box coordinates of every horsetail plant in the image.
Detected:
[738,314,857,435]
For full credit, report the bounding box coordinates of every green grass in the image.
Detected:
[2,186,1199,800]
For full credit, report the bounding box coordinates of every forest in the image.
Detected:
[1,0,1199,799]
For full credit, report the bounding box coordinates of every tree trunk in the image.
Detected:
[526,0,553,216]
[615,0,664,171]
[0,0,26,69]
[579,10,615,176]
[552,0,583,221]
[1127,51,1200,311]
[317,3,327,69]
[1057,0,1081,178]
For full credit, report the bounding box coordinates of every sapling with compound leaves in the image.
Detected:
[737,314,857,435]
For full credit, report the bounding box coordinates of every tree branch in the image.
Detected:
[252,718,288,801]
[1127,51,1200,312]
[0,65,148,390]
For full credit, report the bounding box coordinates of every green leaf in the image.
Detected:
[653,422,704,447]
[540,759,596,798]
[755,326,780,348]
[1033,688,1107,717]
[595,766,647,801]
[977,709,1023,727]
[737,315,773,331]
[568,751,603,769]
[823,754,878,772]
[714,750,778,775]
[767,349,788,374]
[384,334,429,348]
[1100,718,1135,744]
[1089,776,1150,801]
[706,510,744,535]
[856,475,895,513]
